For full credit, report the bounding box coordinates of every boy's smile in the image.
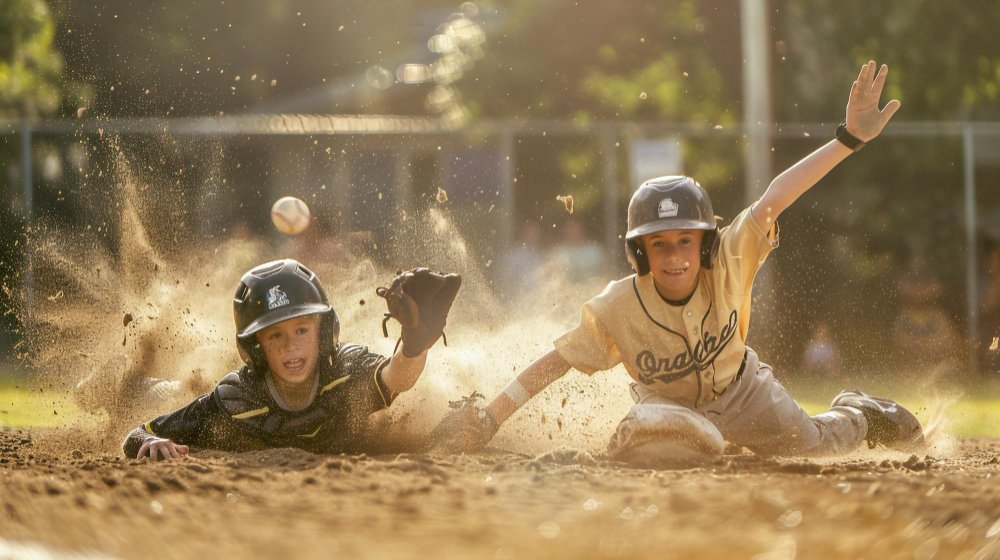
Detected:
[641,229,704,301]
[257,314,322,386]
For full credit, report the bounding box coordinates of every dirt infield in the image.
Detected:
[2,429,999,560]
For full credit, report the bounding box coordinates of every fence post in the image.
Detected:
[498,123,515,251]
[20,121,33,328]
[601,129,619,264]
[963,124,979,375]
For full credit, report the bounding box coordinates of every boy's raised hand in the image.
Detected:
[846,60,901,143]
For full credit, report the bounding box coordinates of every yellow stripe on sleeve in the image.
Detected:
[374,358,392,407]
[144,421,157,435]
[297,426,322,438]
[319,375,351,395]
[231,406,269,419]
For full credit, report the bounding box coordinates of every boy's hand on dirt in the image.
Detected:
[377,268,462,357]
[137,437,189,461]
[845,60,900,143]
[429,392,499,453]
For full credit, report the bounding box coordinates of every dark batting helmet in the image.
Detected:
[233,258,340,372]
[625,176,719,275]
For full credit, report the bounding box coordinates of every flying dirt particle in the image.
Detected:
[990,337,998,351]
[46,290,64,302]
[76,107,87,118]
[123,313,134,327]
[359,299,365,306]
[713,124,723,130]
[70,449,83,459]
[561,396,568,408]
[270,79,277,86]
[556,195,574,214]
[778,510,802,528]
[435,187,448,204]
[537,521,560,539]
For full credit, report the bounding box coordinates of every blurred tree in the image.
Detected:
[769,1,1000,369]
[49,0,464,117]
[0,0,75,117]
[0,0,90,367]
[457,0,743,234]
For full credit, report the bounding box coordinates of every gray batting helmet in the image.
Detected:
[625,176,719,275]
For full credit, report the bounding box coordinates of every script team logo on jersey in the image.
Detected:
[658,198,679,218]
[266,285,290,310]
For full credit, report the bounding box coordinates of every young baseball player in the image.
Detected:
[122,258,461,460]
[433,61,925,465]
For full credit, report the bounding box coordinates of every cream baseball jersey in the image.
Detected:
[554,205,778,408]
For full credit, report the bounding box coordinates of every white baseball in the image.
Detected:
[270,196,311,235]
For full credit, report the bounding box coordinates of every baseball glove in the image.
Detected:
[429,392,499,453]
[376,267,462,357]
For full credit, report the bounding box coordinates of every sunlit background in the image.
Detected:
[2,0,1000,390]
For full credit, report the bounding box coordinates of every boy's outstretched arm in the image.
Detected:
[486,349,571,425]
[380,347,428,394]
[122,392,221,459]
[752,61,900,227]
[430,349,571,453]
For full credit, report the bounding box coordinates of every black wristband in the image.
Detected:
[835,123,866,152]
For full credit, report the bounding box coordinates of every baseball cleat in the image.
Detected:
[831,390,925,451]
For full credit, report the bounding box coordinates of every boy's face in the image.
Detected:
[256,314,322,385]
[641,229,704,300]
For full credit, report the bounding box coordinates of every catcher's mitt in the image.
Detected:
[429,392,499,453]
[376,268,461,357]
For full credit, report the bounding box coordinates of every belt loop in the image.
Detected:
[735,349,748,382]
[629,382,642,403]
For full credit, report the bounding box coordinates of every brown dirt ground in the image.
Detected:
[2,429,1000,560]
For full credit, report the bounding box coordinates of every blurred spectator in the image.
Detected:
[892,256,960,369]
[550,220,605,283]
[979,242,1000,374]
[802,321,843,377]
[498,222,545,294]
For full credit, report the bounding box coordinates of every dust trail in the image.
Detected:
[21,136,636,455]
[25,140,265,447]
[20,136,971,457]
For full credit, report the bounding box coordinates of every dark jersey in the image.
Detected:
[122,344,394,457]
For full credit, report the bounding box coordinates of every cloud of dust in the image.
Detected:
[22,141,635,455]
[23,138,974,459]
[339,207,636,455]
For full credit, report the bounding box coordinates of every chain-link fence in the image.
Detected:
[2,117,998,377]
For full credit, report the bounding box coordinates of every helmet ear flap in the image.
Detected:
[700,228,720,269]
[626,239,650,276]
[236,336,269,371]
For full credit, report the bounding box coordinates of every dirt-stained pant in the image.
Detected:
[612,347,867,458]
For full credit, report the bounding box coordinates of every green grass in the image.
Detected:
[796,397,1000,438]
[1,374,998,437]
[0,376,91,428]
